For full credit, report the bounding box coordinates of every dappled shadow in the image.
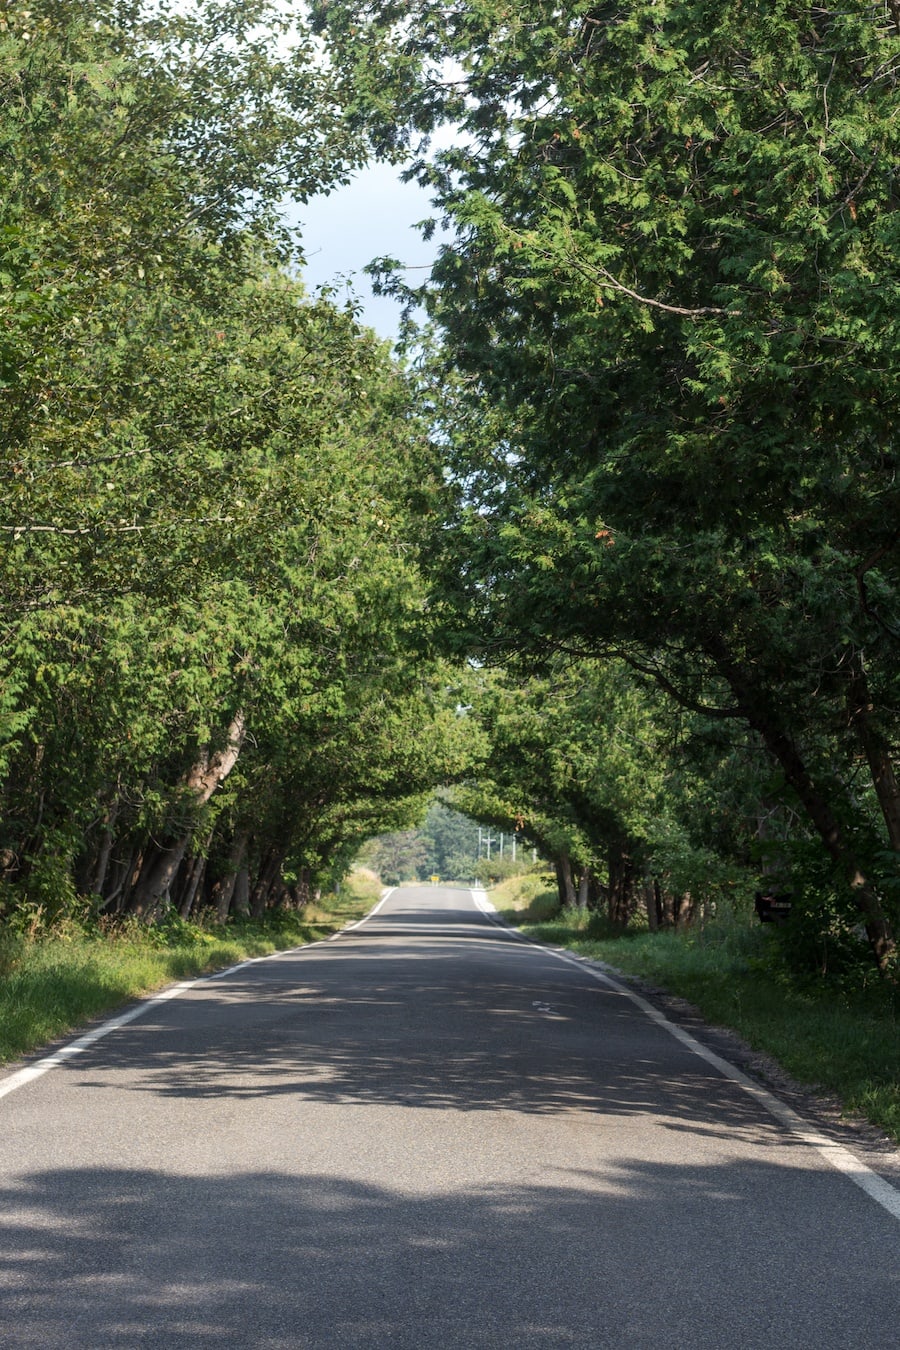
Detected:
[337,923,513,941]
[0,1161,897,1348]
[63,918,791,1151]
[5,894,900,1345]
[73,979,781,1146]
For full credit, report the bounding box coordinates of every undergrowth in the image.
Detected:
[489,871,560,921]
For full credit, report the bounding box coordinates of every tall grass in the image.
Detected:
[0,874,380,1066]
[489,870,560,920]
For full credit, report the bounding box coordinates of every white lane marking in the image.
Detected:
[470,890,900,1225]
[334,887,395,935]
[0,889,397,1103]
[208,964,244,980]
[0,982,196,1102]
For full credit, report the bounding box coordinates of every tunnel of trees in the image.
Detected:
[2,1,899,984]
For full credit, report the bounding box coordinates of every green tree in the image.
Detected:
[418,800,481,880]
[455,661,760,926]
[0,267,465,919]
[314,0,900,971]
[0,2,471,926]
[364,830,431,887]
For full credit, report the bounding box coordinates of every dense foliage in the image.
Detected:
[314,0,900,973]
[450,662,762,927]
[0,0,469,928]
[4,0,900,1000]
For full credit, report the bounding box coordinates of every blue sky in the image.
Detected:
[291,160,441,343]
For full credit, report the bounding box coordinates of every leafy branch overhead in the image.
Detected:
[3,0,900,991]
[0,1,465,926]
[315,0,900,973]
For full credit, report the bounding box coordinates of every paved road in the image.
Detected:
[1,885,898,1348]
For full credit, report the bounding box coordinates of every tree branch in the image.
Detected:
[518,229,742,318]
[566,254,743,319]
[1,515,234,536]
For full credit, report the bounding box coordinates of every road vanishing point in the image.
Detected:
[1,885,899,1348]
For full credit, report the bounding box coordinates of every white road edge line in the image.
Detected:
[0,982,196,1102]
[0,888,397,1104]
[334,887,395,935]
[470,887,900,1225]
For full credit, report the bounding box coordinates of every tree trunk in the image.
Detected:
[129,834,192,919]
[674,891,696,928]
[577,866,593,908]
[607,841,635,928]
[90,798,120,898]
[250,845,286,920]
[113,848,145,914]
[178,827,215,919]
[644,877,660,931]
[127,710,246,917]
[294,866,313,908]
[554,852,577,908]
[213,871,236,923]
[212,831,249,923]
[232,865,250,916]
[183,709,246,805]
[848,655,900,852]
[711,647,896,972]
[655,878,667,928]
[178,854,206,920]
[99,848,136,913]
[752,713,895,970]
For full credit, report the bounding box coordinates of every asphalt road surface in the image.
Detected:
[1,885,899,1348]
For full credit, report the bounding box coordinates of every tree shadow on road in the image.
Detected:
[0,1161,896,1349]
[63,926,783,1145]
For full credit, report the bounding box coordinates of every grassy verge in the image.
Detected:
[0,870,382,1067]
[492,890,900,1145]
[489,871,561,920]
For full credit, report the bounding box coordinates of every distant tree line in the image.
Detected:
[360,803,480,886]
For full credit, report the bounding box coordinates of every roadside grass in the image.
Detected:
[0,871,381,1066]
[489,871,560,921]
[492,897,900,1146]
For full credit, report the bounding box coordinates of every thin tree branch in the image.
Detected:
[1,514,234,535]
[568,255,743,318]
[519,231,742,317]
[4,447,155,477]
